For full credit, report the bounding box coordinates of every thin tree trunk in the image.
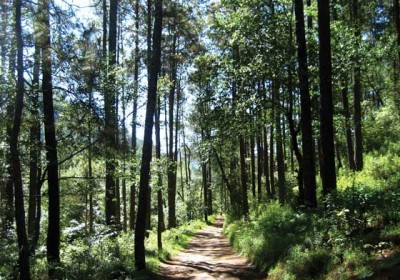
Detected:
[129,0,140,231]
[167,26,177,229]
[11,0,30,277]
[134,0,162,270]
[256,128,263,201]
[250,133,256,198]
[202,161,208,222]
[239,136,249,217]
[341,82,356,170]
[352,0,363,171]
[263,127,271,197]
[155,96,164,250]
[270,126,275,198]
[88,89,94,234]
[28,31,41,250]
[274,82,285,205]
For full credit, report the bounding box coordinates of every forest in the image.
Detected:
[1,0,400,279]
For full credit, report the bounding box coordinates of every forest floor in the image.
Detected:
[155,216,266,280]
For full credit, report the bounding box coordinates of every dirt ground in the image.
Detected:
[156,216,266,280]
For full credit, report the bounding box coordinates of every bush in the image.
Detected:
[285,245,330,279]
[224,202,309,271]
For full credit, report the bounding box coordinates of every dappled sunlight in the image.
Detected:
[157,217,266,280]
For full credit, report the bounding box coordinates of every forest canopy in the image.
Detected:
[1,0,400,279]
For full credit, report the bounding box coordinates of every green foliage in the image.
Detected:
[60,229,135,279]
[224,202,309,271]
[0,232,18,279]
[286,247,330,278]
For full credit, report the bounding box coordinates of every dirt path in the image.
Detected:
[157,216,266,280]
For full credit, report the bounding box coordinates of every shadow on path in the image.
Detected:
[156,216,266,280]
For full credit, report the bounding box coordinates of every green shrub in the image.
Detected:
[225,202,309,271]
[285,245,330,279]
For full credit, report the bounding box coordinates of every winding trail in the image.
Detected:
[157,216,266,280]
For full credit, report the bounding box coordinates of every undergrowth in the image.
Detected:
[225,153,400,279]
[22,217,211,279]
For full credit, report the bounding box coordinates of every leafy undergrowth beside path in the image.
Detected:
[224,194,400,280]
[17,217,214,279]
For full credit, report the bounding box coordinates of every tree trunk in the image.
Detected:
[11,0,30,277]
[250,134,256,198]
[352,0,363,171]
[202,161,208,222]
[286,112,304,205]
[274,83,285,206]
[39,0,61,277]
[105,0,118,226]
[167,25,177,229]
[318,0,337,195]
[270,128,275,198]
[155,96,165,250]
[129,0,140,231]
[239,136,249,217]
[263,127,271,197]
[341,82,356,170]
[134,0,162,270]
[28,29,41,249]
[294,0,317,207]
[256,129,263,201]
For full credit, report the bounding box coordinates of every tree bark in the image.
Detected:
[270,128,275,198]
[250,133,256,198]
[318,0,337,195]
[239,136,249,217]
[104,0,118,226]
[294,0,317,207]
[39,0,61,277]
[256,129,263,201]
[352,0,363,171]
[155,95,165,250]
[129,0,140,231]
[28,30,41,251]
[167,22,178,229]
[341,82,356,170]
[134,0,162,270]
[11,0,30,277]
[263,127,271,197]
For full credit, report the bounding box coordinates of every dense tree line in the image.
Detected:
[0,0,400,278]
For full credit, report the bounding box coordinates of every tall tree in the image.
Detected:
[105,0,118,225]
[134,0,163,270]
[352,0,363,171]
[28,22,41,250]
[294,0,317,206]
[39,0,61,277]
[167,11,178,229]
[11,0,30,277]
[130,0,140,231]
[155,95,165,250]
[318,0,337,195]
[341,81,356,170]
